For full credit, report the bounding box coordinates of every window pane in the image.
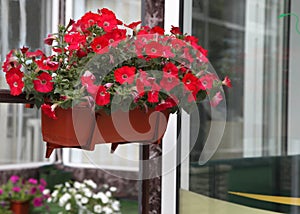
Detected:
[185,0,290,213]
[0,0,52,165]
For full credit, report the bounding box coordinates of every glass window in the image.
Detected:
[180,0,294,213]
[0,0,53,165]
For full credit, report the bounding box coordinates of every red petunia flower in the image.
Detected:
[91,36,109,54]
[77,12,102,31]
[170,38,186,50]
[114,66,136,84]
[98,8,118,32]
[125,21,142,29]
[222,76,232,88]
[95,85,111,106]
[20,46,29,54]
[160,76,180,92]
[41,104,57,120]
[150,26,165,35]
[33,72,54,93]
[2,50,20,72]
[144,41,164,58]
[5,68,24,96]
[199,74,215,90]
[182,73,204,94]
[81,71,98,95]
[104,29,127,47]
[155,96,178,111]
[35,57,59,71]
[26,49,45,58]
[64,32,86,51]
[163,62,178,78]
[147,91,159,103]
[170,25,182,35]
[44,34,56,45]
[162,46,175,58]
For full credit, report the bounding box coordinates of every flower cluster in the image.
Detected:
[48,179,120,214]
[0,175,49,209]
[2,8,231,119]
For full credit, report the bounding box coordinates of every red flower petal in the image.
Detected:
[114,66,136,84]
[41,104,57,120]
[33,72,54,93]
[95,86,110,106]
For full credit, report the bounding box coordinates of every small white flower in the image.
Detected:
[103,207,113,214]
[43,189,50,195]
[109,187,117,192]
[83,187,92,198]
[84,179,97,189]
[105,191,112,197]
[75,194,82,200]
[65,182,71,188]
[69,188,76,194]
[59,193,71,207]
[112,201,120,211]
[51,190,59,198]
[81,197,89,204]
[103,184,109,189]
[47,197,52,203]
[54,184,63,188]
[97,192,109,204]
[65,203,71,211]
[74,181,82,189]
[94,205,102,213]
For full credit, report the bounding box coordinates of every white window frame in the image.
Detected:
[288,0,300,155]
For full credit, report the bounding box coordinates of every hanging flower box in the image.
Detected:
[42,106,169,158]
[1,8,231,157]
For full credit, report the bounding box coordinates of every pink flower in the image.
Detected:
[28,178,38,185]
[9,175,20,184]
[39,179,47,187]
[210,92,223,107]
[12,186,21,193]
[33,197,43,207]
[30,187,37,195]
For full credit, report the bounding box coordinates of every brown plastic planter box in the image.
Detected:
[41,107,170,158]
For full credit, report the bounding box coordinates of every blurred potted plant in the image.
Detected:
[1,8,232,157]
[47,179,120,214]
[0,175,50,214]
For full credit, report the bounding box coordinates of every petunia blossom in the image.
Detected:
[210,92,223,107]
[5,68,24,96]
[33,197,43,207]
[33,72,54,93]
[114,66,136,84]
[41,104,58,120]
[222,76,232,88]
[9,175,20,184]
[95,86,110,106]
